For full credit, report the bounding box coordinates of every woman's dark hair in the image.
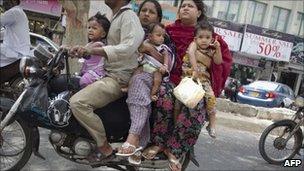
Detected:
[179,0,207,22]
[88,12,111,39]
[138,0,163,23]
[147,22,165,34]
[194,21,214,36]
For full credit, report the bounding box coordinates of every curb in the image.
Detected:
[216,111,273,133]
[216,98,295,121]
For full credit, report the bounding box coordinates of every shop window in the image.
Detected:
[204,0,215,17]
[217,1,242,22]
[269,6,290,32]
[245,0,267,26]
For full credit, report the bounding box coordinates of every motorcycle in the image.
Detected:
[258,95,304,165]
[0,48,198,171]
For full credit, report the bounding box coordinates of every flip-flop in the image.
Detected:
[116,142,143,157]
[206,125,216,138]
[168,158,182,171]
[142,146,161,160]
[128,151,142,165]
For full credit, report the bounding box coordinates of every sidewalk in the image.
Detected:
[216,111,273,133]
[216,98,295,121]
[215,98,296,133]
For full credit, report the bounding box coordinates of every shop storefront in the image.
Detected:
[240,25,303,95]
[209,19,303,95]
[20,0,64,45]
[278,36,304,95]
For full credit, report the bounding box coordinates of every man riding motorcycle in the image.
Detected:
[0,0,30,84]
[68,0,144,161]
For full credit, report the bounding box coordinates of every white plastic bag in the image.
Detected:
[173,77,205,109]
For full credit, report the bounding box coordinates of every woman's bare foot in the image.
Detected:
[142,145,162,160]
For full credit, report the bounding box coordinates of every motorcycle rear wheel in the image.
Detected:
[258,120,303,165]
[0,118,33,171]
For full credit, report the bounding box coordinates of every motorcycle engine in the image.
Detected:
[49,131,66,146]
[73,138,92,156]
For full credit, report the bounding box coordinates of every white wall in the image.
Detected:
[89,0,112,19]
[211,0,303,36]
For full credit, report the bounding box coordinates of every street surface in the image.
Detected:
[21,112,303,171]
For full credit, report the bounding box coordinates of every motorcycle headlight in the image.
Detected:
[19,56,40,78]
[294,96,304,107]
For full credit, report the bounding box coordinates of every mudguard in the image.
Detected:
[0,96,45,160]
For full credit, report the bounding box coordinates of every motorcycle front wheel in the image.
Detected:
[258,120,303,165]
[0,117,33,171]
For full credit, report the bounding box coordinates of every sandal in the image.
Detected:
[168,158,182,171]
[142,146,162,160]
[206,125,216,138]
[116,142,143,157]
[128,151,142,165]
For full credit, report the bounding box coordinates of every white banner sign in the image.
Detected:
[214,27,243,52]
[241,32,293,62]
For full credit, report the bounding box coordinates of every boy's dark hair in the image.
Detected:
[88,12,111,38]
[147,22,165,34]
[194,21,214,36]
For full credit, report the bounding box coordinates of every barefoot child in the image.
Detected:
[181,21,222,138]
[79,12,110,88]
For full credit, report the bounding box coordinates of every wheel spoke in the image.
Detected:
[0,120,28,170]
[261,123,299,163]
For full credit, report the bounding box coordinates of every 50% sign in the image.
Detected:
[257,42,281,58]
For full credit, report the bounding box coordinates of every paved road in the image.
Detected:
[20,112,303,171]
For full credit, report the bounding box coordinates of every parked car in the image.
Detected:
[237,81,295,108]
[0,28,59,53]
[29,32,59,53]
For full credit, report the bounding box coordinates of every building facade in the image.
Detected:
[19,0,65,45]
